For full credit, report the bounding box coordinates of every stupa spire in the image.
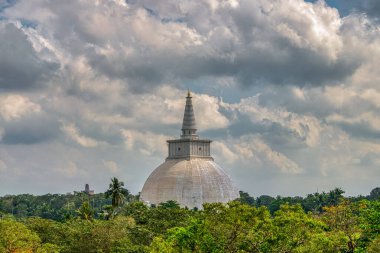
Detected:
[181,90,198,139]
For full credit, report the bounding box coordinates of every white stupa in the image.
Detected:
[140,91,239,209]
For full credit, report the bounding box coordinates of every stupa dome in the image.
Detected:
[140,91,239,209]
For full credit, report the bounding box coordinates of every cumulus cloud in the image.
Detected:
[0,22,58,91]
[327,112,380,139]
[221,95,323,147]
[230,135,302,174]
[355,0,380,20]
[1,112,59,145]
[61,123,99,148]
[1,0,380,196]
[213,141,239,164]
[2,0,361,89]
[0,94,41,121]
[121,129,168,156]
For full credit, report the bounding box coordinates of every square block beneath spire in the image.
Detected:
[167,139,213,160]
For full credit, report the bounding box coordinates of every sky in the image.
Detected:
[0,0,380,197]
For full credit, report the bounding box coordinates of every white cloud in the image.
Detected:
[121,129,169,156]
[361,89,380,108]
[61,123,99,148]
[234,135,302,174]
[326,112,380,137]
[3,0,357,87]
[1,0,380,197]
[0,94,41,121]
[213,141,238,164]
[194,93,230,130]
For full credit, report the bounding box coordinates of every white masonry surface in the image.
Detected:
[140,91,239,209]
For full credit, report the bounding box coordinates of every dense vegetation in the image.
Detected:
[1,182,380,252]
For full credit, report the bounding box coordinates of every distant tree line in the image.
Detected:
[238,187,379,214]
[1,180,380,252]
[2,186,379,220]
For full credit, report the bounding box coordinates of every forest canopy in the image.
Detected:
[1,184,380,253]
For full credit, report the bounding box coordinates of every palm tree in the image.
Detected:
[76,201,94,220]
[159,200,180,209]
[105,177,128,209]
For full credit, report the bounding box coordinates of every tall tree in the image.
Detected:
[322,200,361,253]
[105,177,128,209]
[369,187,380,200]
[76,201,94,221]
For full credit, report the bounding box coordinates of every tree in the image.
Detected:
[369,187,380,200]
[302,188,345,213]
[76,201,94,221]
[122,201,150,224]
[256,195,275,208]
[237,191,255,206]
[24,217,64,246]
[326,187,345,206]
[158,200,181,209]
[322,200,361,253]
[367,236,380,253]
[105,177,128,209]
[91,216,135,252]
[356,200,380,250]
[270,204,341,253]
[0,218,42,252]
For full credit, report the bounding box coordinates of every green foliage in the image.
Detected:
[0,217,41,252]
[0,192,112,221]
[122,201,150,224]
[322,200,362,252]
[369,187,380,200]
[237,188,345,214]
[356,200,380,250]
[105,177,129,210]
[76,201,94,220]
[0,217,60,253]
[37,243,61,253]
[0,187,380,252]
[238,190,256,205]
[158,200,180,209]
[367,236,380,253]
[24,217,65,245]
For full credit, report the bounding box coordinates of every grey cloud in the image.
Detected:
[1,0,380,197]
[359,152,380,166]
[0,0,15,10]
[202,104,311,150]
[5,0,360,91]
[336,122,380,140]
[0,22,58,91]
[322,0,380,20]
[87,41,358,93]
[227,116,308,149]
[360,0,380,19]
[86,52,165,93]
[257,86,336,117]
[257,85,376,119]
[234,47,358,87]
[120,0,361,87]
[73,121,125,146]
[1,114,60,144]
